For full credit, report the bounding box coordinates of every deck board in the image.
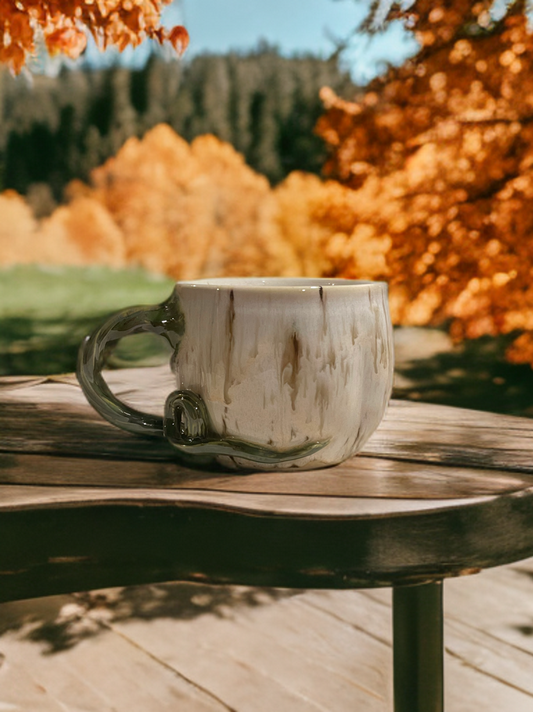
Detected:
[2,560,533,711]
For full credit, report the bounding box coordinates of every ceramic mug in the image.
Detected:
[77,277,394,470]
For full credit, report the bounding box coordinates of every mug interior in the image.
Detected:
[177,277,381,289]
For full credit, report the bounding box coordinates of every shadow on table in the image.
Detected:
[393,331,533,418]
[0,583,297,654]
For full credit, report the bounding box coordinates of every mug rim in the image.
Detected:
[175,277,387,291]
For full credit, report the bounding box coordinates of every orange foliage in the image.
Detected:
[0,189,125,266]
[85,125,301,278]
[0,0,188,72]
[316,0,533,364]
[6,0,533,369]
[0,125,302,278]
[0,125,399,287]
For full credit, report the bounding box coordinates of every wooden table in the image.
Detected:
[2,367,533,712]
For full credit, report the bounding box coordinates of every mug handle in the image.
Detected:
[77,300,184,438]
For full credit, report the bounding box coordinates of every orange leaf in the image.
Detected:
[167,25,189,54]
[45,27,87,58]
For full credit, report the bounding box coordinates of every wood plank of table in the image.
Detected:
[1,449,531,500]
[0,480,494,517]
[2,474,533,600]
[3,368,533,600]
[2,367,533,475]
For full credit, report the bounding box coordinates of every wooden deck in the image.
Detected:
[1,559,533,711]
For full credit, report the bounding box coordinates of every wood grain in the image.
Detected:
[3,368,533,601]
[0,482,493,518]
[2,476,533,601]
[2,367,533,499]
[2,368,533,475]
[1,450,531,501]
[0,595,229,712]
[3,369,533,710]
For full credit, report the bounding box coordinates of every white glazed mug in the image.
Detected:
[77,277,394,470]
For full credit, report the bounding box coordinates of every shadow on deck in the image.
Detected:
[1,559,533,711]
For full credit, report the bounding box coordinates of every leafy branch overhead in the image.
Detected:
[316,0,533,364]
[0,0,189,73]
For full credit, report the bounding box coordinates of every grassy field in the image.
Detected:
[2,265,533,417]
[0,265,174,376]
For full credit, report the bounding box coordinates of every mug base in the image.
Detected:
[169,446,354,473]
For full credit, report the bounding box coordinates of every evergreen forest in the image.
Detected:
[0,46,356,208]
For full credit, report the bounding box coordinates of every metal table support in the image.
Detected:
[393,581,444,712]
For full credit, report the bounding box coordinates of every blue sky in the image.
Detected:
[79,0,418,83]
[176,0,418,82]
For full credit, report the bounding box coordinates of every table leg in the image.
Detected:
[392,581,444,712]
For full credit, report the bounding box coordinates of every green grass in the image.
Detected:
[0,265,174,319]
[0,265,175,376]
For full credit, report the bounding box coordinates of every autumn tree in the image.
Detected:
[0,125,303,277]
[0,0,188,73]
[314,0,533,366]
